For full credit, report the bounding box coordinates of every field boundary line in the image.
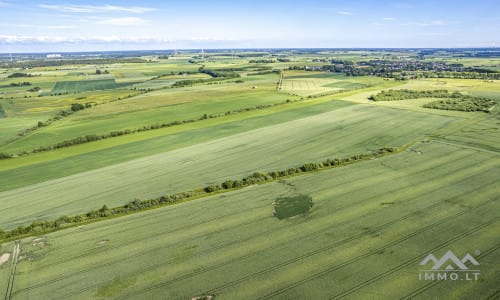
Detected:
[4,241,19,300]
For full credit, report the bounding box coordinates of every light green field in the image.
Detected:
[280,71,384,97]
[0,104,456,229]
[0,74,296,154]
[5,141,499,299]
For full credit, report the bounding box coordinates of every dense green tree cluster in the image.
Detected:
[0,147,398,242]
[249,59,275,63]
[70,103,85,112]
[368,89,451,101]
[9,82,31,87]
[199,67,240,79]
[423,98,496,112]
[7,72,33,78]
[368,89,497,112]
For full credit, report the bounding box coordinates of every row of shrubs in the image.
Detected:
[0,102,93,159]
[0,147,398,241]
[7,72,33,78]
[1,97,305,159]
[9,82,31,87]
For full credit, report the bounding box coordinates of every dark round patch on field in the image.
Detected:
[273,194,313,219]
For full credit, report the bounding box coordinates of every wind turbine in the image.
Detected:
[201,48,205,60]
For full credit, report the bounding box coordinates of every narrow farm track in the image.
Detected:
[400,242,500,300]
[4,241,19,300]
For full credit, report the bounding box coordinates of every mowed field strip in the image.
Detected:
[6,141,499,299]
[0,104,456,229]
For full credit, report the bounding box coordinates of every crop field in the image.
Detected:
[0,49,499,300]
[0,104,456,228]
[4,141,499,299]
[50,79,118,94]
[280,72,383,97]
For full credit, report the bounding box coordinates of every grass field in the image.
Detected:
[5,141,499,299]
[0,104,456,229]
[50,79,118,94]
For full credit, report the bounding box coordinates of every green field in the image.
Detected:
[51,79,118,94]
[5,141,499,299]
[0,49,499,300]
[0,104,456,229]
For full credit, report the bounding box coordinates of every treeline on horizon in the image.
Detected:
[289,59,500,80]
[1,58,147,69]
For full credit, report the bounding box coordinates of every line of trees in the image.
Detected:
[249,59,275,63]
[7,72,33,78]
[0,147,398,242]
[33,100,301,151]
[0,96,304,159]
[9,82,31,87]
[198,66,240,79]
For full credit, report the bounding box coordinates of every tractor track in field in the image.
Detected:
[17,148,467,291]
[117,186,497,300]
[401,242,500,300]
[327,218,500,300]
[205,181,497,296]
[18,163,495,299]
[4,241,19,300]
[255,213,498,300]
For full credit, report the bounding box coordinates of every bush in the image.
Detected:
[71,103,85,112]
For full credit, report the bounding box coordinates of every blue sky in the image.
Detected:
[0,0,499,52]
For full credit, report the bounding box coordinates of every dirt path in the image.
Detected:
[4,241,20,300]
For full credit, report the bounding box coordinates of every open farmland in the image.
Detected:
[280,71,382,97]
[4,141,499,299]
[1,48,499,300]
[0,104,456,229]
[50,79,118,94]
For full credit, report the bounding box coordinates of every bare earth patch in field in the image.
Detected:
[0,253,10,267]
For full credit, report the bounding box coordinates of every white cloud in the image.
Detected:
[336,10,354,16]
[382,17,396,21]
[38,4,156,14]
[47,25,78,29]
[0,1,10,7]
[0,35,174,44]
[95,17,149,26]
[0,23,77,29]
[402,20,448,27]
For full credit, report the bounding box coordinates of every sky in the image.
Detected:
[0,0,499,52]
